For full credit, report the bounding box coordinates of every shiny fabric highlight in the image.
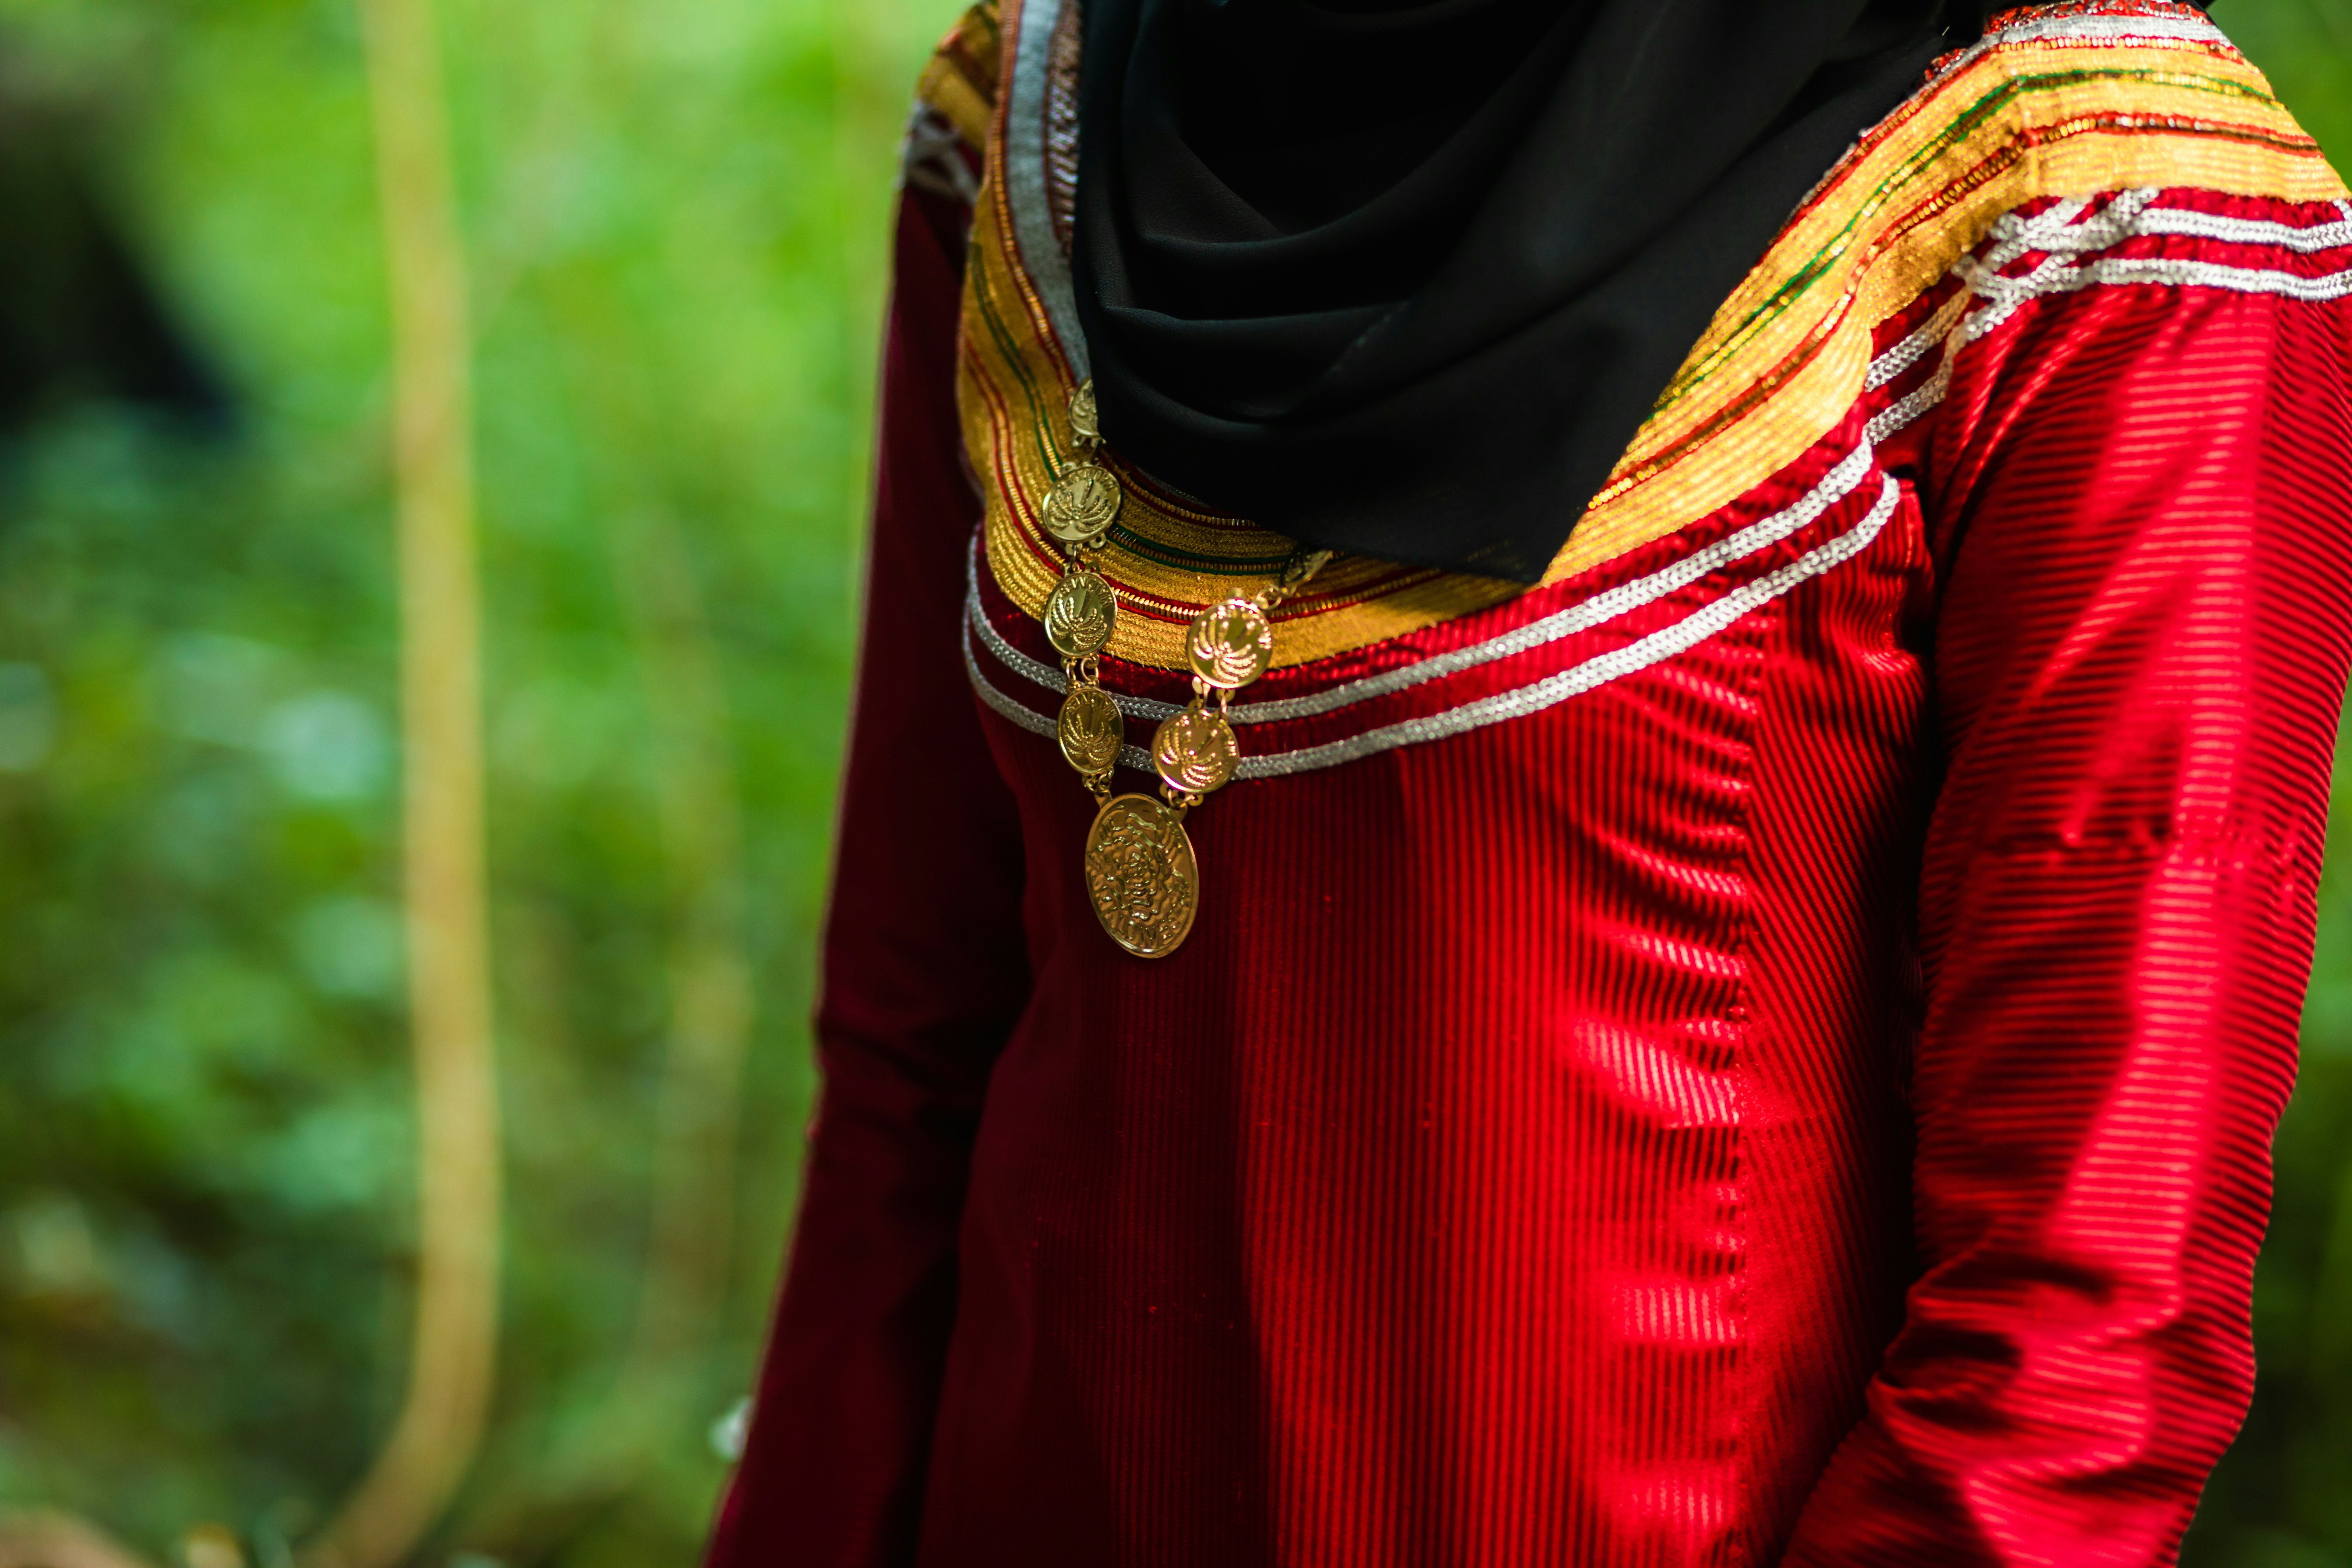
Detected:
[706,10,2352,1562]
[708,180,2352,1568]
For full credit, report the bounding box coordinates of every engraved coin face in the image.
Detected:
[1084,793,1199,958]
[1068,380,1100,446]
[1152,707,1238,798]
[1044,569,1118,659]
[1042,462,1122,545]
[1057,684,1124,778]
[1187,597,1274,690]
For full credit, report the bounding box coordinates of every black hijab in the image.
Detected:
[1072,0,1967,582]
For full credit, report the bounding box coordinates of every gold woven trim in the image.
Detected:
[959,7,2346,671]
[1553,44,2342,583]
[914,0,1000,151]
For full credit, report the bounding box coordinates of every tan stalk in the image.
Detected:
[0,1511,158,1568]
[305,0,500,1563]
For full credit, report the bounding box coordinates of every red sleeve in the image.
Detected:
[705,174,1031,1568]
[1783,195,2352,1565]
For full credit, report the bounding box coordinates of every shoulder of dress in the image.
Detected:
[914,0,1002,156]
[1803,0,2343,268]
[1559,0,2344,590]
[1915,0,2337,196]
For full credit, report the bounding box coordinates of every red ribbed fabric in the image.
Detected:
[703,182,1029,1568]
[1781,203,2352,1568]
[709,184,2352,1566]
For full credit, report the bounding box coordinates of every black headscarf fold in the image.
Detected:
[1073,0,1965,581]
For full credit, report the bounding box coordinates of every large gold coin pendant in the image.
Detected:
[1188,597,1274,689]
[1043,462,1122,545]
[1057,685,1124,777]
[1068,380,1101,446]
[1153,707,1238,798]
[1084,793,1199,958]
[1044,568,1118,659]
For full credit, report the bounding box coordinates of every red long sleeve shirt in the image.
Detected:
[710,4,2352,1563]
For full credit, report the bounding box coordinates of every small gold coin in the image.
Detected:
[1187,597,1274,690]
[1057,684,1124,777]
[1044,568,1119,659]
[1084,793,1199,958]
[1152,706,1238,798]
[1042,462,1122,545]
[1069,379,1100,446]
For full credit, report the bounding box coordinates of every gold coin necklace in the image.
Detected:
[1041,380,1329,960]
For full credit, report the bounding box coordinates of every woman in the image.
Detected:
[710,1,2352,1562]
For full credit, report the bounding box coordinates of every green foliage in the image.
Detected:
[0,0,952,1561]
[0,1,2347,1566]
[2181,16,2352,1568]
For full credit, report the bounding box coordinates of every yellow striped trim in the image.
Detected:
[958,176,1524,669]
[1556,40,2346,584]
[915,0,1000,151]
[959,4,2347,672]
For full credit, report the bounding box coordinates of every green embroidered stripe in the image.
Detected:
[1655,62,2303,416]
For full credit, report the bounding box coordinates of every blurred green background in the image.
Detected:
[0,1,2345,1565]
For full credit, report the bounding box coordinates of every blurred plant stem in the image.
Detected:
[451,272,761,1559]
[305,0,501,1561]
[0,1512,157,1568]
[2311,1157,2352,1377]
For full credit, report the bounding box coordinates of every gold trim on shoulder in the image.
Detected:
[915,0,1001,152]
[958,1,2346,673]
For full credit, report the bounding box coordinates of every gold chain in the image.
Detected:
[1035,380,1329,959]
[1040,378,1125,796]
